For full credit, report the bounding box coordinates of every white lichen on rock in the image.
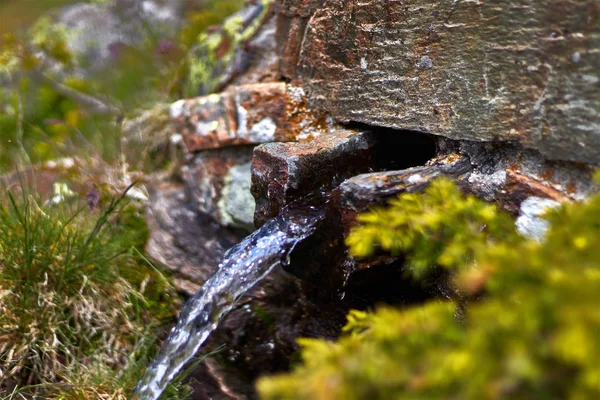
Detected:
[249,117,277,143]
[218,162,255,231]
[516,196,561,241]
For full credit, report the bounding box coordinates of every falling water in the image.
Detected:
[132,202,325,400]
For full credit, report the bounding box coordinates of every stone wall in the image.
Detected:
[149,2,599,397]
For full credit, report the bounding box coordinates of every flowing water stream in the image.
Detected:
[132,202,325,400]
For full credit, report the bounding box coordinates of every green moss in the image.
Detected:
[185,0,271,97]
[258,176,600,400]
[346,178,519,278]
[223,15,245,38]
[179,0,246,48]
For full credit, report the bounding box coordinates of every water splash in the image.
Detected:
[132,203,325,400]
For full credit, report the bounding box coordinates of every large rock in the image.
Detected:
[145,180,246,294]
[283,0,600,163]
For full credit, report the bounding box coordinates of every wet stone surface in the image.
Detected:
[251,129,377,227]
[275,138,596,282]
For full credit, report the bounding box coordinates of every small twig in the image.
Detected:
[29,69,122,117]
[15,80,31,166]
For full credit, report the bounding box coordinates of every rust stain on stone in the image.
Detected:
[172,82,336,153]
[505,170,571,204]
[539,168,555,181]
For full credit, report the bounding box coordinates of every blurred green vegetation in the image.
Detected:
[0,0,246,172]
[258,176,600,400]
[186,0,271,97]
[0,1,248,398]
[0,0,79,36]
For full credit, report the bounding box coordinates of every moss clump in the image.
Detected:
[258,177,600,400]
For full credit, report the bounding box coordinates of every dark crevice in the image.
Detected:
[343,259,450,310]
[375,128,438,170]
[300,122,445,310]
[345,122,438,171]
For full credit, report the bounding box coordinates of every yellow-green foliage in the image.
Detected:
[258,177,600,400]
[179,0,246,47]
[182,0,245,97]
[0,0,250,171]
[29,17,74,66]
[346,178,519,278]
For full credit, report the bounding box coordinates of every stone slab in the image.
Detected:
[290,0,600,163]
[171,82,336,152]
[251,129,377,226]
